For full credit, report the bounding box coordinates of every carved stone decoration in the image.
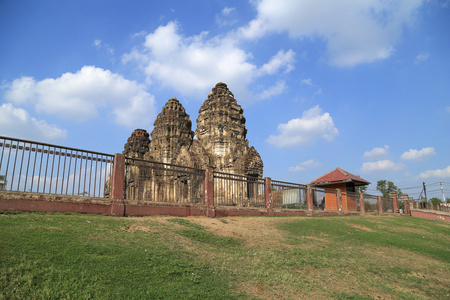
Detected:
[235,146,264,178]
[195,82,261,175]
[118,82,264,203]
[146,97,195,165]
[123,129,150,159]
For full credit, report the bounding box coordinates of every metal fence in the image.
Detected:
[213,172,265,207]
[312,187,338,211]
[381,197,394,213]
[0,136,113,197]
[411,201,450,213]
[271,180,307,209]
[341,191,361,212]
[363,195,379,212]
[124,158,205,204]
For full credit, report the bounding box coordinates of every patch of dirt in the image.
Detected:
[122,215,450,299]
[184,216,288,248]
[123,224,155,232]
[346,223,374,231]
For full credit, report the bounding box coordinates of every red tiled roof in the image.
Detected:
[311,167,370,186]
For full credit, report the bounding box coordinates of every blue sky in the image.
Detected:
[1,0,449,199]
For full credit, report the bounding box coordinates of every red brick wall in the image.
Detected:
[410,210,450,223]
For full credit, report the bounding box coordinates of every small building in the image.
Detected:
[311,168,370,211]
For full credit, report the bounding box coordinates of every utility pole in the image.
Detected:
[423,182,427,202]
[441,181,446,204]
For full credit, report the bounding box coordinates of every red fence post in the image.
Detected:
[204,168,215,217]
[264,177,274,215]
[359,193,365,214]
[391,192,399,215]
[402,194,410,215]
[377,196,383,215]
[306,184,313,211]
[110,153,125,216]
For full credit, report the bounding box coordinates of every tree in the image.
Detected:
[376,180,403,212]
[376,180,402,198]
[355,185,368,194]
[430,197,442,206]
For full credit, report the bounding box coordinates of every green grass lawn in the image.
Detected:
[1,212,449,299]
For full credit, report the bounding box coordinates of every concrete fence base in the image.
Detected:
[0,190,381,218]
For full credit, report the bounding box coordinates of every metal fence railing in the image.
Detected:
[341,191,360,212]
[410,201,450,213]
[213,172,265,207]
[381,197,394,213]
[271,180,307,209]
[312,187,338,211]
[2,136,415,215]
[363,195,379,213]
[124,158,204,204]
[0,136,113,198]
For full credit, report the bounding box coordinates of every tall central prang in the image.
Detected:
[123,82,263,178]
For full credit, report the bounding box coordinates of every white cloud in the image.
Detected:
[0,103,67,142]
[415,52,429,64]
[131,30,147,39]
[4,66,156,129]
[256,81,286,100]
[238,0,425,67]
[361,160,405,173]
[122,21,293,99]
[222,7,236,16]
[123,21,254,97]
[5,76,36,104]
[301,78,314,86]
[419,165,450,179]
[289,159,321,172]
[363,145,389,159]
[216,7,238,27]
[300,78,322,97]
[258,49,295,75]
[94,39,102,48]
[267,105,339,147]
[401,147,436,161]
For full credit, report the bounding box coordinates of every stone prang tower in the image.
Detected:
[123,82,263,178]
[194,82,262,177]
[146,97,194,165]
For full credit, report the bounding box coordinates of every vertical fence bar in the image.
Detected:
[24,144,32,191]
[10,141,19,190]
[4,143,12,189]
[42,146,49,193]
[0,136,113,198]
[17,143,26,191]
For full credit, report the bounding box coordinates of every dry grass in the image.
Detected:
[1,213,449,299]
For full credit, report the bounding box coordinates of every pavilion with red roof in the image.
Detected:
[311,168,370,211]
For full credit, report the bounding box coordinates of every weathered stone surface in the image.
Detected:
[146,97,194,164]
[195,82,255,174]
[123,129,150,159]
[120,82,263,203]
[122,82,263,177]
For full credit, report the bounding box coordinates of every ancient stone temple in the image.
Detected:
[121,82,263,203]
[194,82,263,177]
